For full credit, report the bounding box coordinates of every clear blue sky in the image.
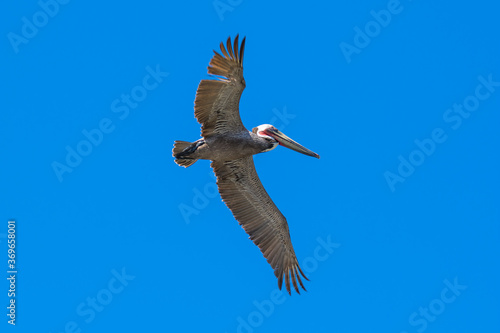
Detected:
[1,1,499,332]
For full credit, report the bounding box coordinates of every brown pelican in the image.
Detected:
[173,35,320,294]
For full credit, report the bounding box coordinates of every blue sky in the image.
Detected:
[1,0,499,332]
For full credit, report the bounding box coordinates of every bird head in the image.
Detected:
[252,124,320,158]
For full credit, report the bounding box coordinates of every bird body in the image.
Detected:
[174,131,274,163]
[173,35,319,294]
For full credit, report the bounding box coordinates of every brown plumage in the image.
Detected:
[194,35,246,138]
[212,157,308,294]
[173,35,320,294]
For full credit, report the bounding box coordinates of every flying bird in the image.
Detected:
[173,35,320,294]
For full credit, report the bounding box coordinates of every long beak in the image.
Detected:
[266,128,320,159]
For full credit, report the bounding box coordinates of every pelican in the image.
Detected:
[173,35,320,294]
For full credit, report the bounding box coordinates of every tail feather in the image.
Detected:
[175,158,197,167]
[173,140,198,167]
[172,140,192,156]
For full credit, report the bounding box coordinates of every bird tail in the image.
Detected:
[173,140,199,167]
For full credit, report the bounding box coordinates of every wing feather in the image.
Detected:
[194,35,247,138]
[212,157,309,294]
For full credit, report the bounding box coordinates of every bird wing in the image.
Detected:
[211,156,309,294]
[194,35,247,138]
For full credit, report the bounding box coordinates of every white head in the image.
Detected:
[252,124,276,137]
[252,124,279,152]
[252,124,320,158]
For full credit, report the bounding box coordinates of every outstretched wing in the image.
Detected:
[212,156,309,294]
[194,35,247,138]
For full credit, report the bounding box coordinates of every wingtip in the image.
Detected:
[240,36,246,65]
[222,35,246,65]
[277,265,309,295]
